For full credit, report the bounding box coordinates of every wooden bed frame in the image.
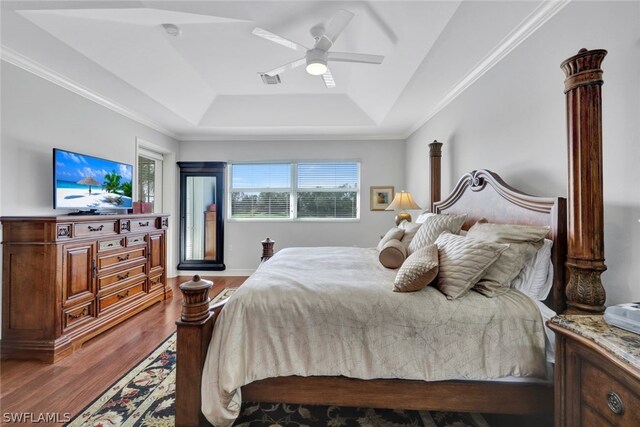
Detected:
[174,48,608,426]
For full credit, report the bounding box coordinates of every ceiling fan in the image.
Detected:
[252,9,384,88]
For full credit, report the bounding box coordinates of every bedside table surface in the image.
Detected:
[549,315,640,372]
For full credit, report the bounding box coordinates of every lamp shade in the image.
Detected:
[385,191,421,211]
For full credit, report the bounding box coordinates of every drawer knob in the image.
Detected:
[68,307,88,319]
[606,391,625,415]
[116,290,130,300]
[139,221,149,227]
[117,254,130,262]
[117,272,130,281]
[88,225,104,232]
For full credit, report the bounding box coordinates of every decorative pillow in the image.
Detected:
[377,227,405,251]
[434,232,508,299]
[511,239,554,300]
[379,239,407,269]
[393,244,439,292]
[398,221,421,246]
[467,220,550,297]
[415,211,432,224]
[407,213,467,255]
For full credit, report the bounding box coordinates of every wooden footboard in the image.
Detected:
[244,376,553,416]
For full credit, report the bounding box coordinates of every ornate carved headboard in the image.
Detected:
[427,48,608,315]
[433,169,567,313]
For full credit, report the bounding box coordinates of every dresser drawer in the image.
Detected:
[62,301,95,331]
[98,280,145,314]
[130,218,157,232]
[581,360,640,426]
[74,220,117,237]
[97,237,125,252]
[126,234,147,247]
[97,247,147,272]
[97,263,146,292]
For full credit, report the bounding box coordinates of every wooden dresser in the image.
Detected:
[549,315,640,427]
[1,214,171,362]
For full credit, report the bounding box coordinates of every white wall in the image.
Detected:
[0,62,181,278]
[405,1,640,305]
[179,139,406,273]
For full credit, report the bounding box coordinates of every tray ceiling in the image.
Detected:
[1,1,563,140]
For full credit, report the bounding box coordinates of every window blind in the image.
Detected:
[230,164,291,219]
[229,162,359,220]
[297,163,358,218]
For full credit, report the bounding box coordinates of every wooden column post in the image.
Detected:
[429,141,443,211]
[175,275,214,427]
[561,48,608,314]
[261,237,275,262]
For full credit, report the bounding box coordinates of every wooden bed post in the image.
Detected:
[561,48,608,314]
[261,237,275,262]
[429,140,443,211]
[175,275,214,427]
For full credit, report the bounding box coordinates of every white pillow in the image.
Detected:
[415,211,432,224]
[511,239,554,300]
[398,221,422,246]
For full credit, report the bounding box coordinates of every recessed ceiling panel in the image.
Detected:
[199,94,375,127]
[1,1,554,139]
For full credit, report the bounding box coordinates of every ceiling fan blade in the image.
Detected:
[264,57,306,76]
[321,69,336,88]
[323,9,354,43]
[328,52,384,64]
[252,27,308,52]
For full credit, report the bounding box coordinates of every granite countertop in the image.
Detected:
[549,315,640,372]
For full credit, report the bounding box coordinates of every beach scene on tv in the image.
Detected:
[55,150,133,210]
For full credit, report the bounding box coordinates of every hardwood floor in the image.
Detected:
[0,276,246,427]
[1,275,551,427]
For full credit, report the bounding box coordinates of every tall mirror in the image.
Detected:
[177,162,225,270]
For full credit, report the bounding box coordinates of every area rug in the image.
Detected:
[67,333,489,427]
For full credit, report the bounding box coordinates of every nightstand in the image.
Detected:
[548,315,640,427]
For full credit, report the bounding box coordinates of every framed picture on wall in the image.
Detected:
[370,186,394,211]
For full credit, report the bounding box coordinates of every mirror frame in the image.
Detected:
[177,161,226,271]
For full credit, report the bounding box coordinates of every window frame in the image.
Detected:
[227,161,360,223]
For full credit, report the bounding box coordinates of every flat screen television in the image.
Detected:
[53,148,133,212]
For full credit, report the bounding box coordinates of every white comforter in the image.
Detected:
[201,247,546,426]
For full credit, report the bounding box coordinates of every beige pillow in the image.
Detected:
[398,221,421,246]
[393,244,439,292]
[407,213,467,255]
[467,220,549,297]
[379,239,407,269]
[377,227,405,251]
[435,232,508,299]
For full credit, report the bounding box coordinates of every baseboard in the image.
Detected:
[170,268,256,278]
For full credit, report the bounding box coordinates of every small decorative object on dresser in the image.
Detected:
[548,315,640,427]
[370,186,394,211]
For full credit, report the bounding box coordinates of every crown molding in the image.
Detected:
[1,0,569,143]
[405,0,571,138]
[178,133,407,142]
[0,45,178,139]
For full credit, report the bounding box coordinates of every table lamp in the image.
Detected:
[386,191,422,225]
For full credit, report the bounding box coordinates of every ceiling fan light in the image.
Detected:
[306,60,327,75]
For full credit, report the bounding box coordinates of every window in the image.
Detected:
[229,162,360,220]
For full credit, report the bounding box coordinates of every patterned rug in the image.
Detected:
[67,333,490,427]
